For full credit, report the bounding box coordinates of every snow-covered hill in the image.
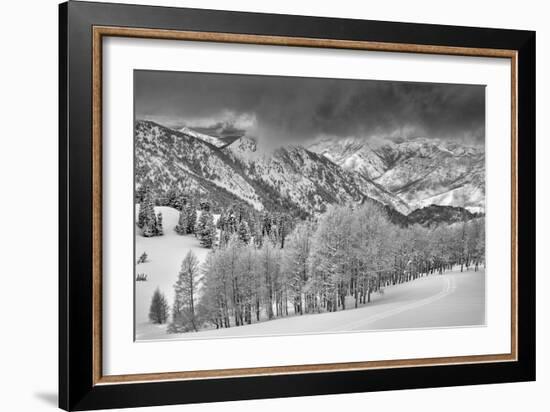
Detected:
[308,136,485,213]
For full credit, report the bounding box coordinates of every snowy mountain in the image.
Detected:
[221,135,410,215]
[308,136,485,214]
[135,121,409,217]
[136,121,264,210]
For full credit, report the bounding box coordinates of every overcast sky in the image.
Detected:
[135,70,485,147]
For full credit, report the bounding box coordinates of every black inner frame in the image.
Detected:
[59,1,536,411]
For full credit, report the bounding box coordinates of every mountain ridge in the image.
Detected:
[308,135,485,213]
[135,121,484,224]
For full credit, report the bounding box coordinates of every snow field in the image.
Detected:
[135,206,218,339]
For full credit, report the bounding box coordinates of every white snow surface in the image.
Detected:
[137,269,485,341]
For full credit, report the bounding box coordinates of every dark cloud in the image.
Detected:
[135,70,485,146]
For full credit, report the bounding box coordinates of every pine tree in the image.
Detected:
[261,212,273,237]
[227,212,238,233]
[169,251,201,333]
[135,185,147,204]
[139,186,160,237]
[166,188,180,209]
[142,219,157,237]
[186,204,197,234]
[137,186,150,229]
[237,220,251,245]
[175,204,189,235]
[137,251,148,264]
[199,200,211,212]
[156,212,164,236]
[198,210,216,248]
[149,288,169,324]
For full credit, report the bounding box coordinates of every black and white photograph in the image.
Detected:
[134,70,486,341]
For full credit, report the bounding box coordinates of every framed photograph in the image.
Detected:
[59,1,535,410]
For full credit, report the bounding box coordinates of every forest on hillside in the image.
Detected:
[139,186,485,335]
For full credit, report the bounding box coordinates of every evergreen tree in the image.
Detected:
[137,251,148,264]
[198,210,216,248]
[169,251,201,333]
[186,204,197,234]
[149,288,169,324]
[165,188,180,209]
[261,212,272,237]
[142,220,157,237]
[173,194,187,212]
[226,212,238,234]
[135,185,147,204]
[156,212,164,235]
[137,186,151,229]
[139,186,160,237]
[199,200,211,212]
[175,204,189,235]
[237,220,251,245]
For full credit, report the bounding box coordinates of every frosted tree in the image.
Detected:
[199,200,211,212]
[165,187,179,208]
[198,210,216,248]
[169,251,201,333]
[138,186,162,237]
[282,221,313,314]
[466,218,485,271]
[474,218,486,270]
[275,213,292,249]
[137,251,148,264]
[199,250,231,329]
[175,204,189,235]
[156,212,164,236]
[237,220,251,245]
[225,236,245,326]
[261,212,273,237]
[137,186,153,229]
[142,218,158,237]
[309,206,353,311]
[149,288,169,324]
[258,237,281,319]
[239,243,259,323]
[186,204,197,234]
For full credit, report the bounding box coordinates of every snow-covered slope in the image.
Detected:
[309,136,485,213]
[135,205,221,337]
[179,126,226,148]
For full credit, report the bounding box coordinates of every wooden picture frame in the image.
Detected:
[59,1,535,410]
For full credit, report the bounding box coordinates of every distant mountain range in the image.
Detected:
[308,136,485,214]
[135,120,485,225]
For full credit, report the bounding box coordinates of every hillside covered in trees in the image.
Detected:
[138,185,485,337]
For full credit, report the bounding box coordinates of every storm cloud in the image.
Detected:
[135,70,485,147]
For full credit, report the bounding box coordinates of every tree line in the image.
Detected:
[149,201,485,332]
